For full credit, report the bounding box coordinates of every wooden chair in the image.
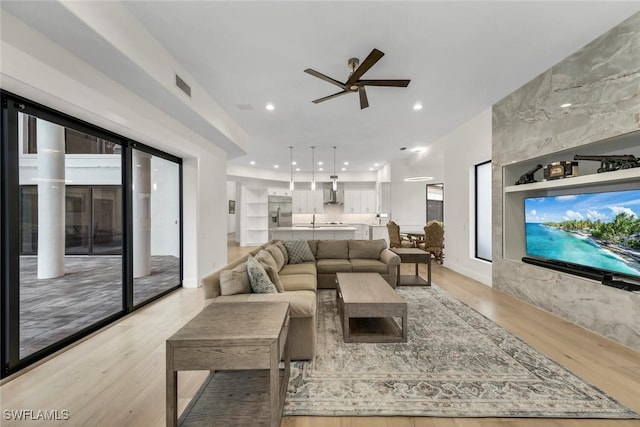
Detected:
[386,221,414,248]
[419,220,444,264]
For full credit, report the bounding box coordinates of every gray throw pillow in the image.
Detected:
[246,255,278,294]
[284,240,315,264]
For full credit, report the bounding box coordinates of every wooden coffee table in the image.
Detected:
[390,247,431,286]
[336,272,407,343]
[166,301,290,427]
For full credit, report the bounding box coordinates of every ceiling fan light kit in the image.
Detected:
[304,48,410,109]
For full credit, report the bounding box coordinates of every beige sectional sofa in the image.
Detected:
[201,239,400,360]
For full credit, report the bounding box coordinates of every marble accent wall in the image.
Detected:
[492,12,640,351]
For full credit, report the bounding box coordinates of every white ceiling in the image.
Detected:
[3,1,640,174]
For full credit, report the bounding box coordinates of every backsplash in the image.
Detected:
[294,203,377,225]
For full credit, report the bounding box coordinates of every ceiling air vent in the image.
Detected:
[175,74,191,97]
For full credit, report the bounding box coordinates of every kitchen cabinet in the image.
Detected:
[292,190,323,214]
[344,190,376,213]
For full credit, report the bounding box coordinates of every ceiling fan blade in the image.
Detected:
[312,90,350,104]
[346,48,384,86]
[358,79,411,87]
[304,69,347,89]
[358,87,369,109]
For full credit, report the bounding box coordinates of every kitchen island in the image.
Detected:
[269,226,357,240]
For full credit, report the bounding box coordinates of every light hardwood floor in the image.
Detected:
[1,241,639,427]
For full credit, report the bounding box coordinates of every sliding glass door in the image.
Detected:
[16,112,124,359]
[2,91,182,377]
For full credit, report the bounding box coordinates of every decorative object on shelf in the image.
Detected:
[543,161,578,180]
[573,154,639,173]
[228,200,235,214]
[515,164,542,185]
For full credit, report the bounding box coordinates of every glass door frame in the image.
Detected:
[1,90,183,378]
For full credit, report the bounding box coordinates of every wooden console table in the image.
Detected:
[166,301,290,427]
[390,247,431,286]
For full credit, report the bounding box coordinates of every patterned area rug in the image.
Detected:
[284,286,638,418]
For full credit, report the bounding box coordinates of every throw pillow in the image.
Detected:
[219,265,251,296]
[255,250,278,273]
[265,244,285,271]
[275,240,289,265]
[284,240,315,264]
[262,263,284,293]
[246,255,278,294]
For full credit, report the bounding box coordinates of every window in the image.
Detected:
[475,161,492,262]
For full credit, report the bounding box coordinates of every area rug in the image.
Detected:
[284,286,638,418]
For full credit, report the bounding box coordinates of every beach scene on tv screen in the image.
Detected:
[525,189,640,277]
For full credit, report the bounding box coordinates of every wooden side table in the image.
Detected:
[390,247,431,286]
[166,301,290,427]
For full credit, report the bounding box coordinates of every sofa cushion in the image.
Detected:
[265,244,285,271]
[280,273,317,292]
[219,264,251,296]
[284,240,315,264]
[349,239,387,259]
[307,240,319,258]
[316,258,352,273]
[214,290,316,318]
[246,255,278,294]
[279,262,317,276]
[350,259,389,274]
[247,290,316,318]
[316,240,349,259]
[274,240,289,265]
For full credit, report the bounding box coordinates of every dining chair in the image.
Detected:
[419,220,444,264]
[386,221,415,248]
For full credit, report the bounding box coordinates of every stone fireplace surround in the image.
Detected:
[492,12,640,351]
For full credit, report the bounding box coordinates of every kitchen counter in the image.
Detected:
[270,226,357,240]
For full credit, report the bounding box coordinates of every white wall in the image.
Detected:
[1,9,236,288]
[389,148,445,228]
[443,108,492,285]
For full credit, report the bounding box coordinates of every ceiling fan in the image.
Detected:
[304,48,410,109]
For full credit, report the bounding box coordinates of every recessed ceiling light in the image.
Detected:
[560,103,572,108]
[295,167,300,172]
[343,161,349,165]
[413,103,423,111]
[265,103,275,110]
[369,167,374,171]
[318,161,323,165]
[341,167,346,171]
[250,161,256,165]
[274,165,279,168]
[404,176,434,182]
[319,167,324,171]
[292,161,297,165]
[374,163,379,167]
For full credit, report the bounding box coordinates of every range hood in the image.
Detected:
[323,182,343,205]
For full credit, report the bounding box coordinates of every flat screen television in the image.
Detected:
[523,189,640,286]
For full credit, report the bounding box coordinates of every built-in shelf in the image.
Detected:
[505,167,640,193]
[240,186,269,247]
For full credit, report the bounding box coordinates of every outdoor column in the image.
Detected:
[133,150,152,278]
[36,119,66,279]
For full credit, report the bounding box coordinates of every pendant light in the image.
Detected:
[310,146,316,191]
[289,146,295,191]
[331,146,338,191]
